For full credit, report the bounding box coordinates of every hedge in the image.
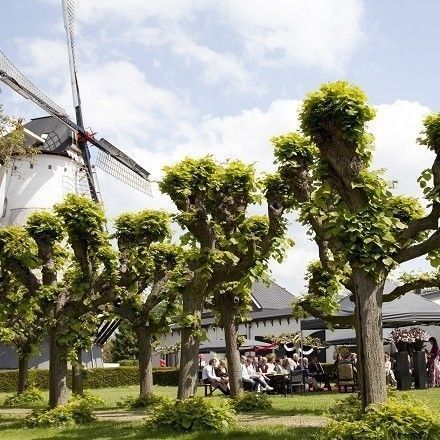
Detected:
[0,367,179,393]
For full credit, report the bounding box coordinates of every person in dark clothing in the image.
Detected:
[308,357,332,391]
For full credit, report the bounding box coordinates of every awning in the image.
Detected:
[199,338,276,354]
[301,291,440,330]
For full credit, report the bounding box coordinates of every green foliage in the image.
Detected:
[272,132,316,167]
[0,367,180,392]
[418,112,440,153]
[0,105,31,165]
[231,392,272,412]
[74,391,104,408]
[266,332,322,348]
[26,211,64,242]
[300,80,376,144]
[0,226,37,266]
[25,396,96,428]
[146,396,236,432]
[54,194,107,248]
[110,320,138,362]
[117,393,171,410]
[328,394,362,422]
[3,387,44,407]
[114,210,171,244]
[323,397,440,439]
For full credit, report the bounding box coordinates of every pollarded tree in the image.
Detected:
[0,197,117,408]
[0,276,45,394]
[272,81,440,409]
[160,157,291,398]
[112,210,184,396]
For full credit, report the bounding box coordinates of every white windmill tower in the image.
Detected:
[0,0,151,226]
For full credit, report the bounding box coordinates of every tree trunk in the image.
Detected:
[353,269,387,410]
[221,297,242,398]
[17,355,29,394]
[177,294,203,400]
[136,325,154,396]
[71,347,83,396]
[48,330,68,408]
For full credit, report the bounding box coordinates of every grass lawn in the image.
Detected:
[0,386,439,439]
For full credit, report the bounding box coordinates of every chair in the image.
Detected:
[336,362,356,392]
[198,369,216,397]
[288,371,305,393]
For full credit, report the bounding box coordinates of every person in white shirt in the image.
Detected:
[202,358,230,395]
[384,353,396,386]
[241,356,258,391]
[246,357,273,391]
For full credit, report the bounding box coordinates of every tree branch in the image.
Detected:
[383,277,440,302]
[394,229,440,263]
[297,300,355,328]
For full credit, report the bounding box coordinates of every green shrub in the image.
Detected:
[323,397,440,440]
[25,396,96,428]
[3,387,44,407]
[118,360,139,367]
[117,393,171,409]
[231,392,272,413]
[147,396,236,432]
[328,394,362,422]
[0,367,179,392]
[73,391,104,408]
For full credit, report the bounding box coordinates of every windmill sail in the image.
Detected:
[0,50,151,195]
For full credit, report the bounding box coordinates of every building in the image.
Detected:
[156,281,300,366]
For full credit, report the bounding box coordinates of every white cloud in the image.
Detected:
[217,0,364,71]
[370,100,432,198]
[124,28,259,92]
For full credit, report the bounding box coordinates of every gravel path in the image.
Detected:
[0,407,328,427]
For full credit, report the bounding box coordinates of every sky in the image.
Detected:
[1,0,440,295]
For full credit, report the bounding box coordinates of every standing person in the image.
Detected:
[202,358,230,395]
[384,353,396,386]
[426,337,440,387]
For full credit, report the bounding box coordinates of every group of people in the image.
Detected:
[201,353,332,395]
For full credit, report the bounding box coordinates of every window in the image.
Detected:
[30,164,33,169]
[48,165,52,169]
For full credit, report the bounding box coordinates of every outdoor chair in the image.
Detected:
[198,369,217,397]
[288,370,305,393]
[336,362,356,393]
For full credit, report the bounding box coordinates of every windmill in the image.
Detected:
[0,0,151,226]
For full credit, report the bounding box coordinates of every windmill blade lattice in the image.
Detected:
[95,138,152,196]
[0,50,68,119]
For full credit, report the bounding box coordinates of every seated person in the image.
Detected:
[265,354,276,374]
[308,356,332,391]
[296,357,321,391]
[215,359,229,387]
[202,358,230,395]
[240,355,257,391]
[246,357,273,391]
[384,353,397,386]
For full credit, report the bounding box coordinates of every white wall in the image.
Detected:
[0,154,88,226]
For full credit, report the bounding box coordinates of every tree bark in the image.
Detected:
[177,294,203,400]
[48,330,68,408]
[71,347,83,396]
[17,355,29,394]
[136,325,154,396]
[222,303,243,398]
[353,269,387,410]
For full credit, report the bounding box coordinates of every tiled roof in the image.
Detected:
[251,281,294,310]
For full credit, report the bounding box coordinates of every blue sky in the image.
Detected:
[1,0,439,293]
